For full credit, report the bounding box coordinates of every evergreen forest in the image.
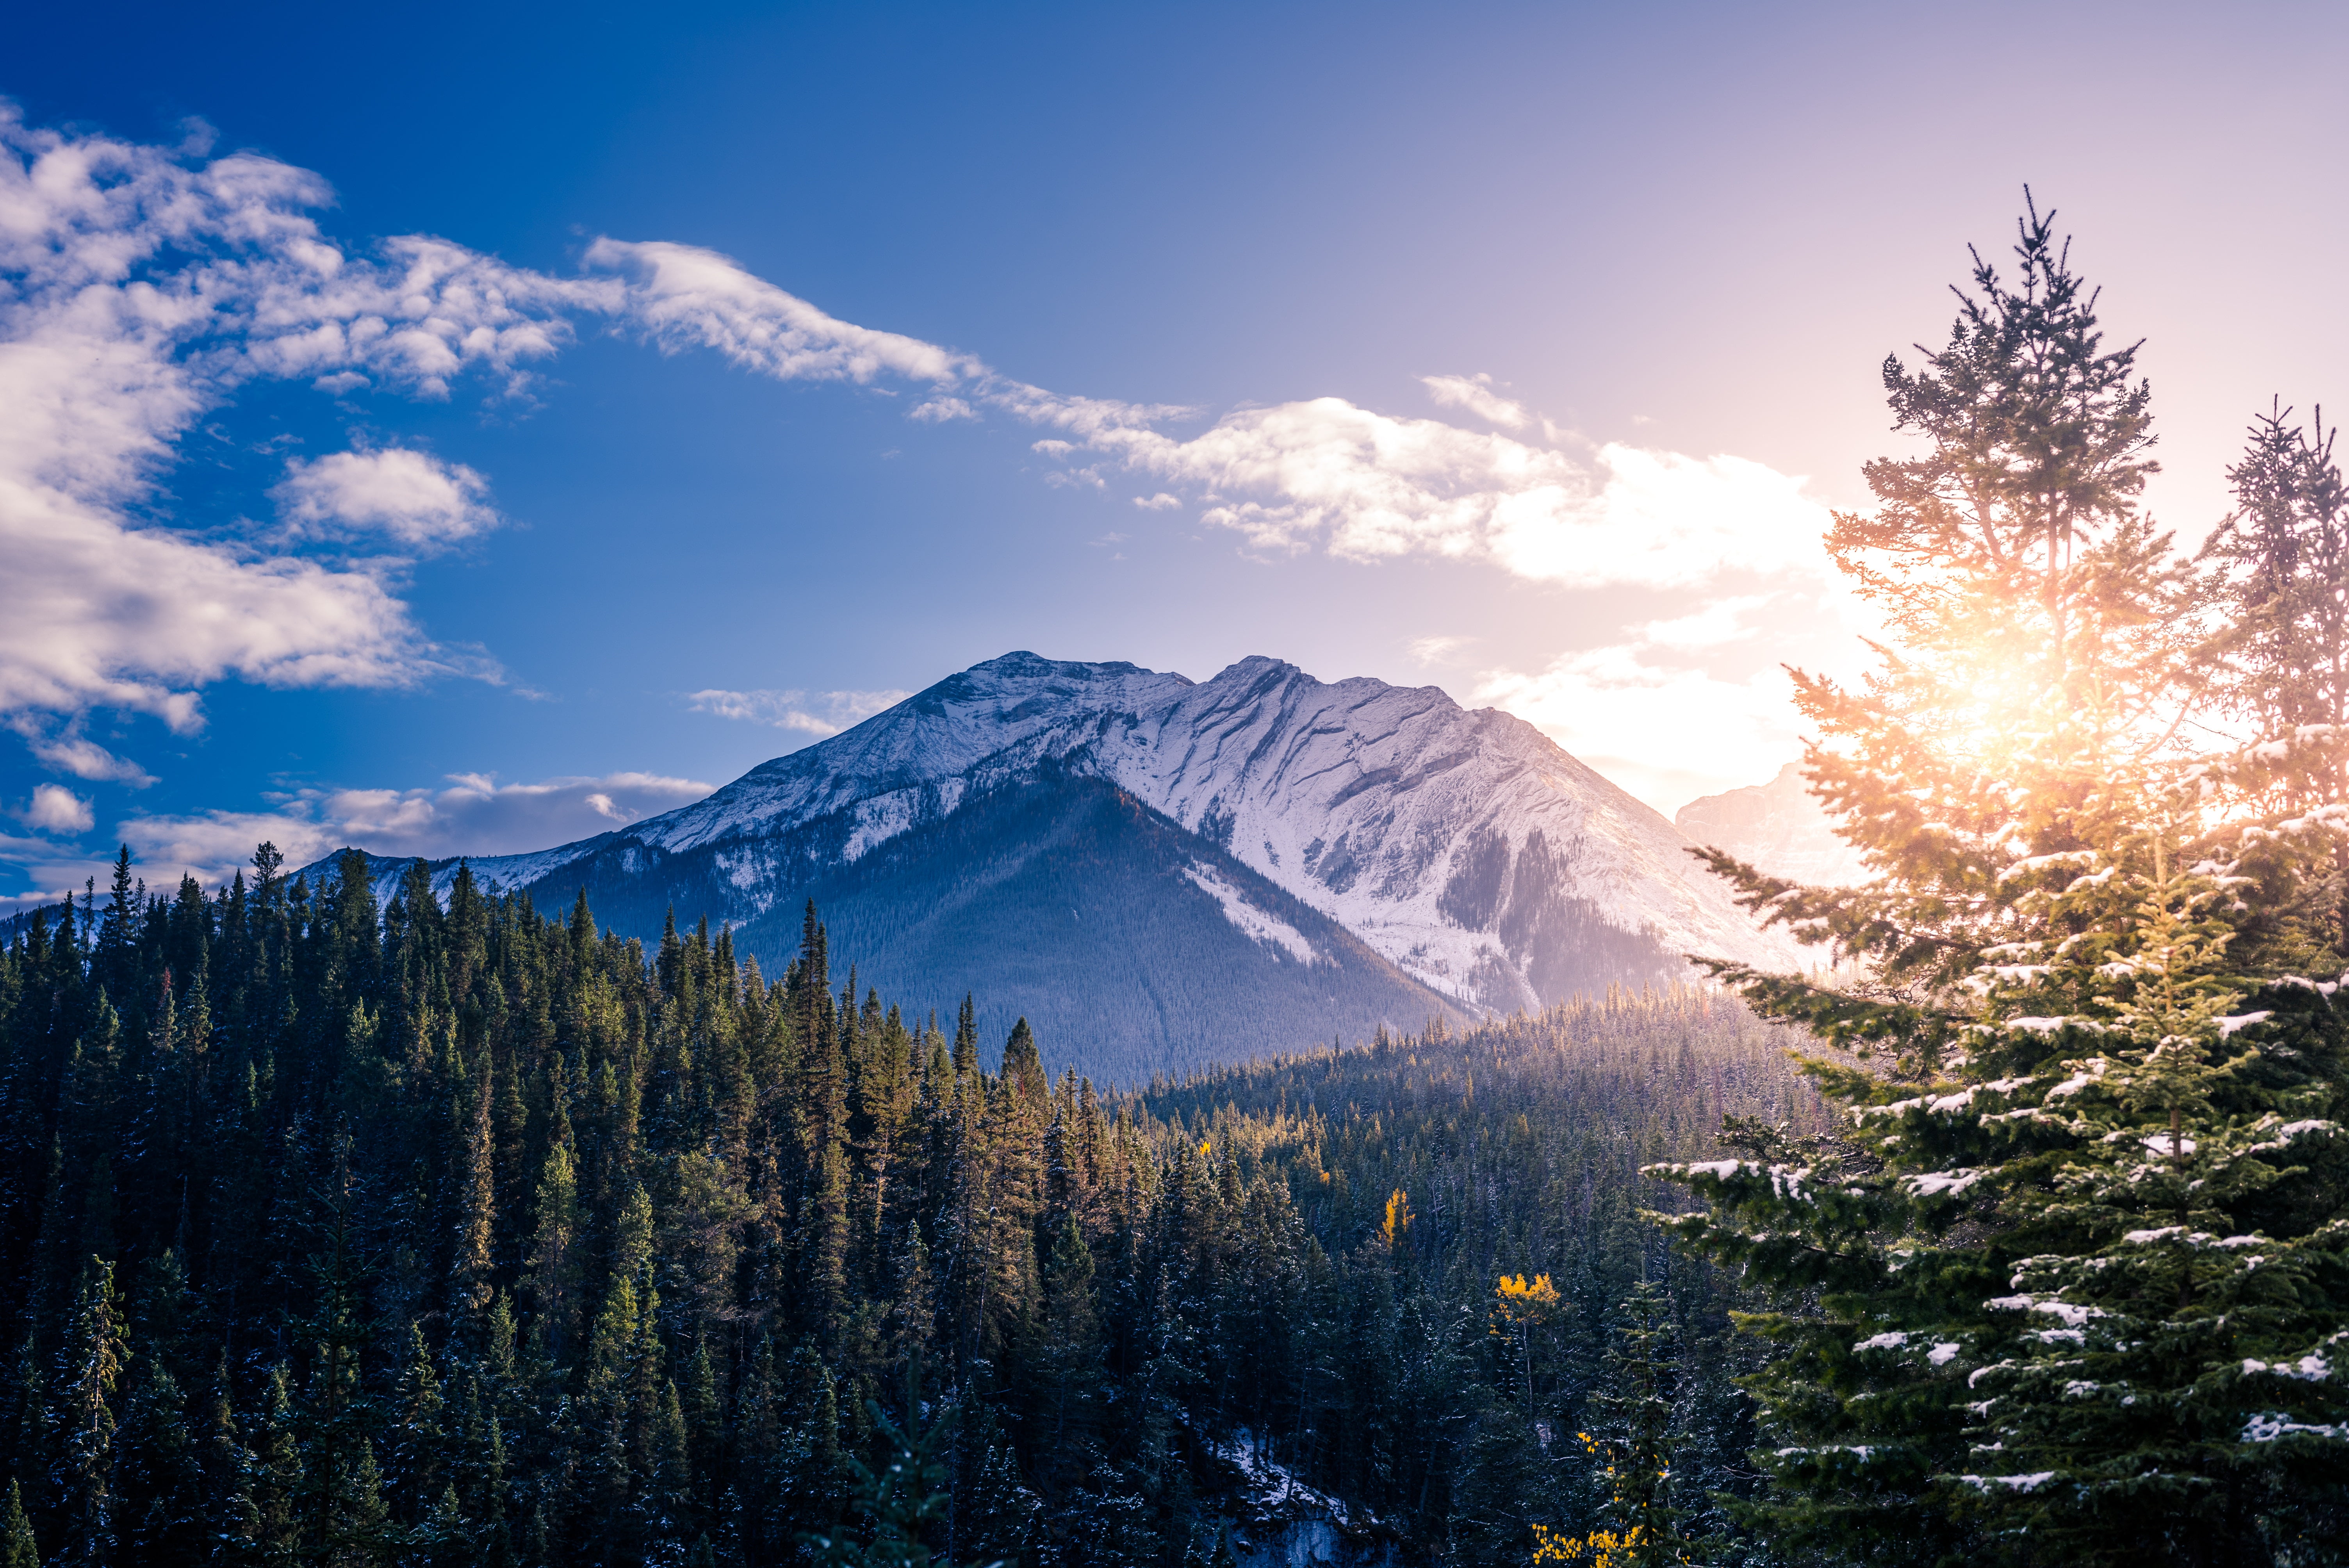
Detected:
[0,853,1814,1566]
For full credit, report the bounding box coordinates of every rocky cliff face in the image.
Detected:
[1675,760,1870,886]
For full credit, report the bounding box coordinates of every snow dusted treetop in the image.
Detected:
[1652,198,2349,1563]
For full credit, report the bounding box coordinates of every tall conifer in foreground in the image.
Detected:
[1660,197,2349,1564]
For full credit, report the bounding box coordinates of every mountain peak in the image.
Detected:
[302,651,1798,1074]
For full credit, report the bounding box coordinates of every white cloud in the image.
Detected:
[1470,585,1877,813]
[583,238,974,385]
[968,374,1834,592]
[687,687,910,738]
[1420,372,1527,429]
[0,109,608,758]
[1082,404,1829,592]
[1636,594,1776,651]
[14,727,157,785]
[1408,634,1473,666]
[273,447,499,547]
[117,770,718,886]
[0,105,1847,810]
[20,783,93,834]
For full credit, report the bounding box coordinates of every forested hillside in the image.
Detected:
[0,845,1816,1566]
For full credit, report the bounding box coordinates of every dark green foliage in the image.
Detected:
[1,1479,36,1568]
[316,771,1537,1086]
[0,839,1808,1565]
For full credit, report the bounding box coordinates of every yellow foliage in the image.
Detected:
[1494,1271,1561,1325]
[1530,1522,1648,1565]
[1531,1434,1684,1564]
[1380,1188,1413,1249]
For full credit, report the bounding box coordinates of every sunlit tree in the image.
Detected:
[1663,197,2349,1564]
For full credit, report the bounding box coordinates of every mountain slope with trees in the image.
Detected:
[0,848,1811,1566]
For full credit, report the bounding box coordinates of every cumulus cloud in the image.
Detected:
[1087,406,1828,591]
[273,447,499,547]
[1420,372,1527,429]
[0,109,608,757]
[118,771,717,886]
[687,687,910,738]
[0,104,1843,817]
[20,783,93,834]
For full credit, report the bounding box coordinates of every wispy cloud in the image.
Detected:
[11,727,157,786]
[125,772,717,882]
[1468,588,1872,813]
[1420,372,1527,429]
[1408,634,1474,666]
[0,768,718,912]
[687,687,910,738]
[1635,595,1777,651]
[0,105,1837,804]
[582,238,974,385]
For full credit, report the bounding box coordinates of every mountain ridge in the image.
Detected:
[299,650,1802,1077]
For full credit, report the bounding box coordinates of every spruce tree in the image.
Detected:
[2199,401,2349,807]
[1659,198,2349,1564]
[113,1352,205,1566]
[53,1257,123,1567]
[1,1479,36,1568]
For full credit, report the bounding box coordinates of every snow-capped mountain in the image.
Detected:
[309,652,1801,1079]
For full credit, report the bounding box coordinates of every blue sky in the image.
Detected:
[6,1,2348,904]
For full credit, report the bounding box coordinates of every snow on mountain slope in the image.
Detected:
[316,652,1800,1012]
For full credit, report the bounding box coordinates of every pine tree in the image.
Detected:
[1659,198,2349,1564]
[386,1324,446,1531]
[113,1352,205,1566]
[53,1256,123,1567]
[291,1183,379,1568]
[0,841,1826,1564]
[1577,1281,1684,1568]
[2,1478,38,1568]
[247,1366,303,1566]
[1026,1218,1102,1494]
[2199,401,2349,809]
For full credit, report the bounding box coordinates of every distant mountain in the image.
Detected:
[1676,760,1870,885]
[303,652,1800,1082]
